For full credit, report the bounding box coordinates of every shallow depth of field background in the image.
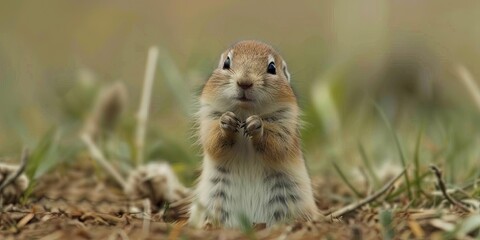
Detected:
[0,0,479,185]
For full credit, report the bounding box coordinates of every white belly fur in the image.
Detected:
[189,133,315,228]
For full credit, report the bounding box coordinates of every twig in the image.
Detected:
[142,198,151,239]
[456,65,480,112]
[81,133,127,188]
[0,148,29,193]
[328,168,406,218]
[429,165,471,212]
[135,46,159,166]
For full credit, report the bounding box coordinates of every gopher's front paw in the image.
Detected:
[220,111,240,133]
[243,115,263,138]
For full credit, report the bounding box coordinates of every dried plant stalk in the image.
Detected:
[142,198,151,238]
[81,133,127,188]
[0,148,29,204]
[124,162,190,207]
[135,46,159,165]
[83,82,127,140]
[457,65,480,112]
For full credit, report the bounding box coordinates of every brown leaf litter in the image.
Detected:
[0,161,478,239]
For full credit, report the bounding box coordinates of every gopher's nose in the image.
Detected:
[237,81,253,90]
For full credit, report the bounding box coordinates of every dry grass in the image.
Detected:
[0,158,479,239]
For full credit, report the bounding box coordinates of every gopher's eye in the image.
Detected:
[223,57,231,69]
[267,62,276,74]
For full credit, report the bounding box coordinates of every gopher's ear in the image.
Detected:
[217,52,226,69]
[282,60,291,82]
[218,50,233,69]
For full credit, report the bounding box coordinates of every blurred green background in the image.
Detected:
[1,0,479,185]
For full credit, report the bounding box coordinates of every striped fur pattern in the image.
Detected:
[189,40,317,228]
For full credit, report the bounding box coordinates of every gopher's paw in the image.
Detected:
[243,115,263,138]
[220,111,240,133]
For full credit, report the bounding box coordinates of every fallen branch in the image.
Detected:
[81,133,127,188]
[327,168,406,218]
[429,165,471,213]
[0,148,29,193]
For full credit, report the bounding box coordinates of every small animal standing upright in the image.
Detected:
[189,40,317,228]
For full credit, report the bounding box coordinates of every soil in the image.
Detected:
[0,161,469,240]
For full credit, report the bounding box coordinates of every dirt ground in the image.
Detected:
[0,161,470,240]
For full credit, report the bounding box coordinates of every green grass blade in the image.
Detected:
[358,142,380,187]
[22,128,58,202]
[374,103,412,200]
[413,128,423,198]
[238,213,256,240]
[332,161,363,198]
[386,172,430,201]
[26,128,57,179]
